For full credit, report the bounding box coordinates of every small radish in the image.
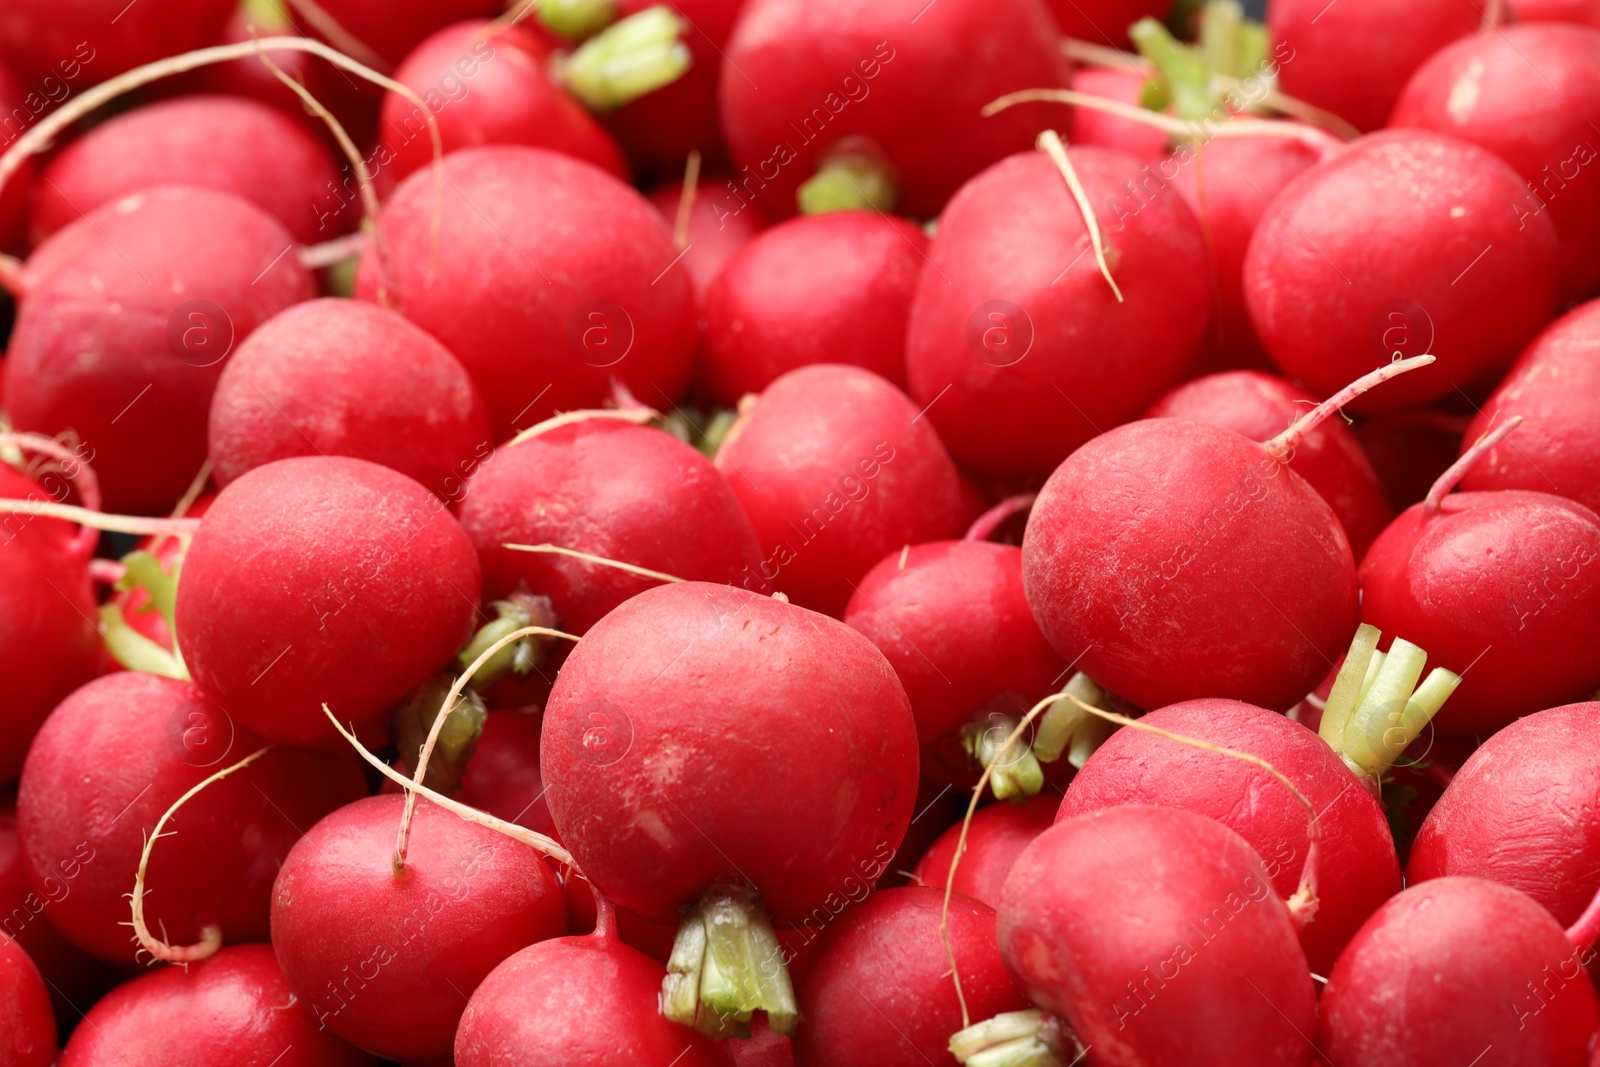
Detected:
[913,796,1059,910]
[0,0,231,84]
[354,146,697,440]
[719,0,1071,218]
[0,934,53,1067]
[1456,298,1600,517]
[308,0,502,67]
[28,94,346,247]
[1390,23,1600,302]
[793,887,1029,1067]
[1143,370,1392,556]
[3,186,314,514]
[1020,359,1430,712]
[714,364,970,616]
[1266,0,1478,132]
[703,211,925,404]
[376,20,628,194]
[457,417,765,633]
[1351,407,1467,510]
[57,944,375,1067]
[175,456,482,747]
[207,298,494,501]
[1358,422,1600,734]
[904,144,1211,479]
[1243,130,1560,411]
[646,171,768,310]
[540,581,919,1034]
[1068,67,1168,162]
[1316,877,1600,1067]
[16,672,365,967]
[271,794,569,1061]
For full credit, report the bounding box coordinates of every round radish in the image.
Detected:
[175,456,482,747]
[913,796,1058,909]
[1390,23,1600,302]
[703,211,924,404]
[311,0,501,67]
[16,671,365,967]
[645,175,767,310]
[1267,0,1478,132]
[29,94,345,247]
[1243,130,1560,411]
[1143,370,1392,556]
[1317,877,1599,1066]
[1069,67,1167,162]
[0,0,232,84]
[271,794,568,1061]
[1057,698,1399,974]
[905,146,1211,479]
[720,0,1071,219]
[57,944,375,1067]
[207,298,493,501]
[458,418,765,633]
[354,146,697,441]
[714,364,970,616]
[4,186,314,514]
[0,934,54,1067]
[1457,298,1600,517]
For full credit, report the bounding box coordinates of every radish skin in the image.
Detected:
[913,797,1059,911]
[0,933,54,1067]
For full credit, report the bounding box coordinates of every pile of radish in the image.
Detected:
[3,0,1600,1062]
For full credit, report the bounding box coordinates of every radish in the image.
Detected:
[3,186,314,514]
[207,298,494,501]
[308,0,502,67]
[57,944,375,1066]
[1390,23,1600,302]
[1020,359,1432,712]
[175,456,482,746]
[1068,67,1168,163]
[713,364,970,616]
[15,671,365,967]
[1143,370,1392,556]
[904,144,1211,479]
[1243,130,1561,411]
[1358,422,1600,734]
[704,210,924,404]
[793,887,1029,1067]
[646,171,767,310]
[1513,0,1600,23]
[913,796,1058,910]
[540,581,919,1034]
[1316,877,1600,1066]
[1456,298,1600,517]
[457,416,766,633]
[0,934,53,1067]
[719,0,1071,219]
[724,1017,795,1067]
[456,710,557,837]
[28,94,346,247]
[0,0,231,84]
[956,805,1316,1067]
[1351,407,1467,510]
[1266,0,1478,132]
[376,20,628,195]
[353,146,697,440]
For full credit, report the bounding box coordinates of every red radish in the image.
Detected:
[376,20,627,195]
[16,671,365,967]
[714,364,970,616]
[719,0,1071,219]
[1069,67,1167,162]
[913,796,1058,909]
[1358,427,1600,734]
[309,0,502,67]
[0,934,53,1067]
[703,211,924,404]
[354,146,697,440]
[723,1017,795,1067]
[793,887,1029,1067]
[904,146,1211,479]
[457,710,557,837]
[1317,877,1599,1066]
[646,174,767,309]
[175,456,482,747]
[1457,298,1600,516]
[207,298,493,501]
[971,805,1315,1067]
[0,0,231,84]
[1143,370,1392,556]
[458,417,766,633]
[1047,0,1171,46]
[0,60,31,249]
[1243,130,1560,411]
[1266,0,1478,132]
[540,581,918,1032]
[28,95,346,247]
[1057,698,1399,974]
[1352,407,1467,511]
[57,944,375,1067]
[4,186,314,514]
[1512,0,1600,23]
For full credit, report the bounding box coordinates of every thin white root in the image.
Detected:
[503,543,687,585]
[0,432,103,558]
[1036,130,1123,303]
[279,0,391,71]
[507,406,661,446]
[674,149,702,250]
[0,499,201,537]
[1263,355,1435,458]
[299,231,369,269]
[1424,414,1523,512]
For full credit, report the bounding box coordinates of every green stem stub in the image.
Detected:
[457,593,559,690]
[662,885,798,1038]
[950,1010,1066,1067]
[964,714,1045,800]
[562,5,692,110]
[796,151,899,216]
[538,0,617,39]
[1318,624,1461,783]
[101,548,188,678]
[393,673,488,795]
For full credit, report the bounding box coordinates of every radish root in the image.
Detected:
[502,543,688,585]
[1036,130,1123,303]
[1263,354,1435,459]
[0,432,103,559]
[0,499,200,537]
[964,493,1036,543]
[1424,414,1522,512]
[674,149,702,250]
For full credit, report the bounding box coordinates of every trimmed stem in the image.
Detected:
[964,494,1036,543]
[1263,355,1435,458]
[456,594,561,690]
[1031,672,1105,764]
[0,499,200,537]
[99,603,186,678]
[662,885,799,1038]
[1424,415,1523,512]
[502,543,687,585]
[560,5,692,110]
[1323,626,1462,783]
[964,716,1046,800]
[131,746,275,964]
[113,549,189,675]
[538,0,618,38]
[1317,623,1380,748]
[950,1011,1065,1067]
[797,154,900,216]
[1036,130,1123,303]
[674,149,702,250]
[1129,18,1214,122]
[507,406,659,446]
[0,432,102,559]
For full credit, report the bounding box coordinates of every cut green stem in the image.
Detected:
[950,1010,1065,1067]
[964,715,1046,800]
[1129,18,1215,122]
[1319,625,1462,783]
[456,593,561,690]
[797,150,900,215]
[538,0,617,39]
[662,885,798,1038]
[561,5,692,110]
